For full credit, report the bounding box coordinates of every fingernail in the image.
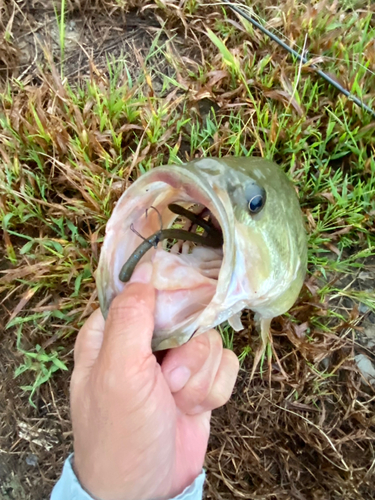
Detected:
[129,262,153,284]
[166,366,191,393]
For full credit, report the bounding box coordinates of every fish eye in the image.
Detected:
[248,194,265,214]
[245,183,266,215]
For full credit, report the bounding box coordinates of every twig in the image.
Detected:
[287,33,308,111]
[266,398,350,472]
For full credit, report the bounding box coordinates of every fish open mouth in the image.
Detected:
[97,166,234,350]
[119,202,223,283]
[121,201,224,335]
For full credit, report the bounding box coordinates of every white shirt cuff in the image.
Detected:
[50,454,205,500]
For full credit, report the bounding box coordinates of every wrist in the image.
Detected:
[64,454,205,500]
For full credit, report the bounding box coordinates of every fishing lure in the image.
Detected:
[119,204,223,283]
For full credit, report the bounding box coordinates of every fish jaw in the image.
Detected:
[229,219,306,320]
[97,157,307,351]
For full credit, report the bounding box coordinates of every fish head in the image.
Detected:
[97,157,307,351]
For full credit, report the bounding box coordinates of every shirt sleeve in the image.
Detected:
[50,454,205,500]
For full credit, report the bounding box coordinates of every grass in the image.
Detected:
[14,327,68,408]
[54,0,67,74]
[1,0,375,498]
[1,0,374,398]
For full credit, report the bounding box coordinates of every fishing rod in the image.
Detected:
[221,0,375,119]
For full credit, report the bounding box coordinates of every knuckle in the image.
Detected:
[192,328,222,358]
[209,381,234,410]
[194,329,222,357]
[191,334,211,358]
[188,376,212,404]
[223,349,240,374]
[211,389,230,409]
[208,329,223,351]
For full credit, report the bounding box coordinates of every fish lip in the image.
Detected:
[97,165,236,341]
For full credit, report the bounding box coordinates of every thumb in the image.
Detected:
[99,262,156,369]
[73,308,106,379]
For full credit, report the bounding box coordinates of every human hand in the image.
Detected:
[71,262,239,500]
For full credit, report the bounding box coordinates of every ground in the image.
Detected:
[0,0,375,499]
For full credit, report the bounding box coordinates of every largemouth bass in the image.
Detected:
[97,157,307,357]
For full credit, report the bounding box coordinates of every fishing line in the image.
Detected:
[221,0,375,119]
[207,1,375,76]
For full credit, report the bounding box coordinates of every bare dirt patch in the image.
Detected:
[1,0,168,84]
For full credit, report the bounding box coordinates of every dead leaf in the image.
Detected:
[320,192,336,204]
[293,322,309,339]
[7,287,38,325]
[264,89,304,116]
[206,69,228,87]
